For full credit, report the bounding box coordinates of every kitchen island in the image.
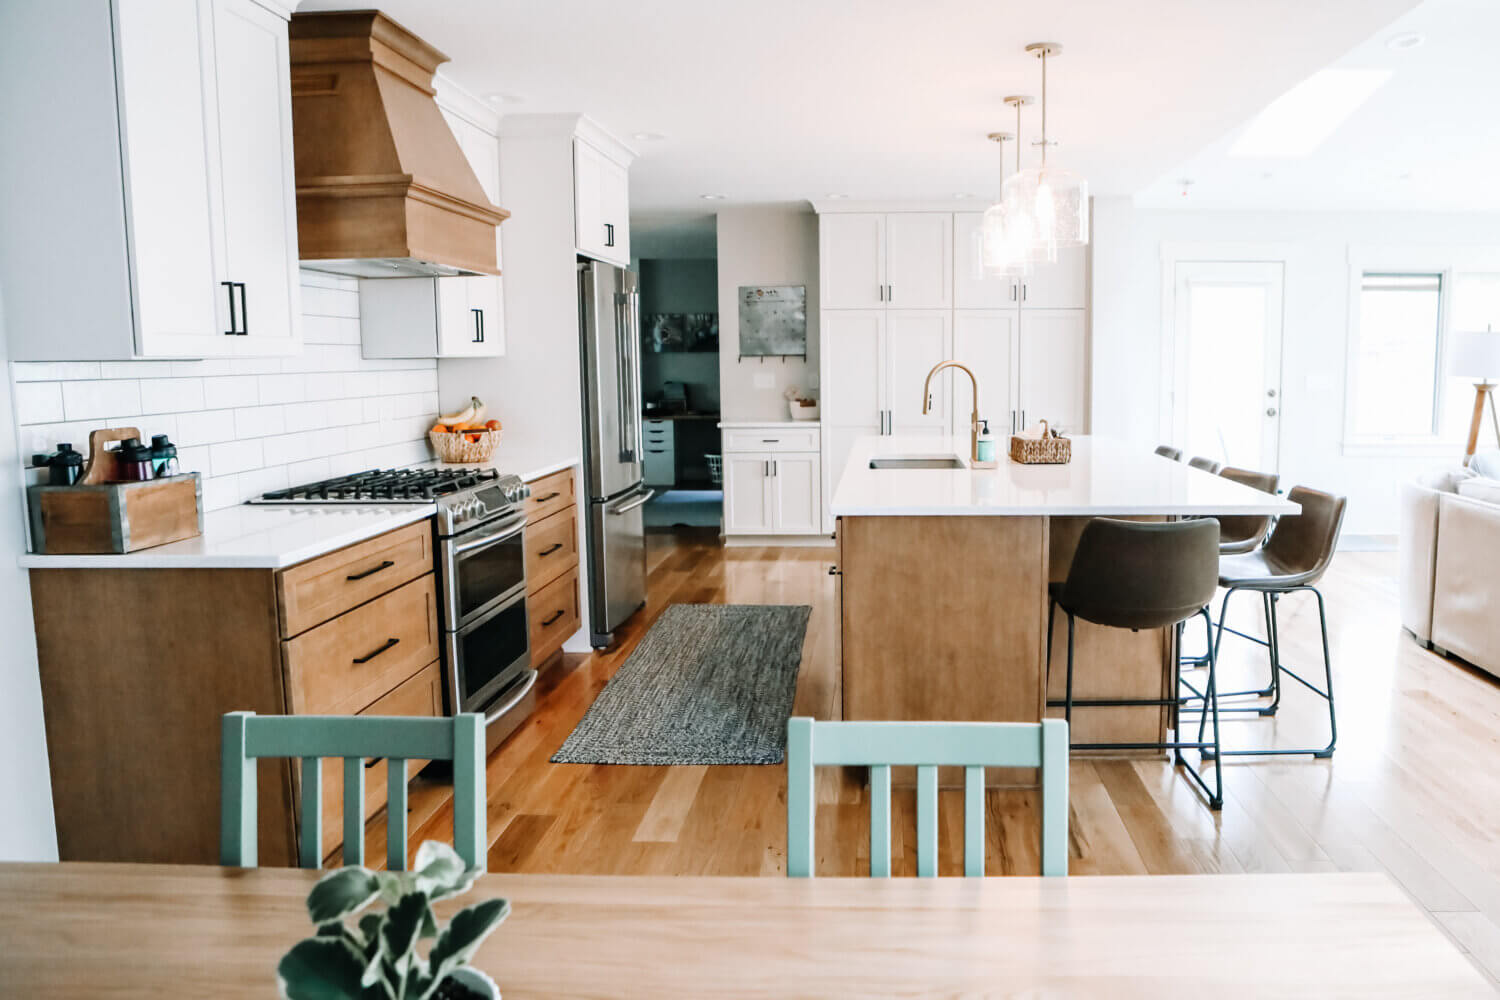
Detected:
[830,435,1297,750]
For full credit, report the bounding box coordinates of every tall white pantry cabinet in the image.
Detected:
[0,0,303,361]
[817,206,1089,532]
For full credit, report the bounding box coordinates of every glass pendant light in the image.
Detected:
[1001,42,1089,256]
[979,131,1023,276]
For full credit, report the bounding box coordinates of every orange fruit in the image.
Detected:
[484,419,502,430]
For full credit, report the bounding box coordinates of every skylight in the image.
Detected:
[1229,68,1392,158]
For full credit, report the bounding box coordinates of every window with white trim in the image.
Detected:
[1349,272,1443,440]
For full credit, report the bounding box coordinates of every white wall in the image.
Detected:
[13,273,440,510]
[0,292,56,861]
[1091,197,1500,538]
[715,206,820,422]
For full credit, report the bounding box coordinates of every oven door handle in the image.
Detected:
[484,669,538,724]
[609,487,655,516]
[448,511,528,557]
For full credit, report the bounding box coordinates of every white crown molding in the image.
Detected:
[498,113,636,166]
[810,198,992,214]
[434,72,500,136]
[252,0,298,20]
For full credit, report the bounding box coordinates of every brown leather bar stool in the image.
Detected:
[1045,518,1224,809]
[1188,456,1222,474]
[1216,467,1281,554]
[1180,486,1347,758]
[1155,445,1183,461]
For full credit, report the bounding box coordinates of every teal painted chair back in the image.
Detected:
[220,712,486,871]
[786,717,1069,878]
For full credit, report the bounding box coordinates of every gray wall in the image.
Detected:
[639,258,721,412]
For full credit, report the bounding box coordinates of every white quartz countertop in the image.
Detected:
[831,435,1300,517]
[21,453,582,571]
[717,420,820,428]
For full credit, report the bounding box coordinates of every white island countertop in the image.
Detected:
[831,435,1299,517]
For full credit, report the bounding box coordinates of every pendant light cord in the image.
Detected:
[1039,49,1048,168]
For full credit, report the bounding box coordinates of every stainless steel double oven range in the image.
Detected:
[253,467,536,750]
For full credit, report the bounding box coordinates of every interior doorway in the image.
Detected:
[1168,260,1286,472]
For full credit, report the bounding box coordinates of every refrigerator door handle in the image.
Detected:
[628,287,644,462]
[613,291,634,462]
[609,487,656,516]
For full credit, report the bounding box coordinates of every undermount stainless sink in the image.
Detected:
[869,456,965,470]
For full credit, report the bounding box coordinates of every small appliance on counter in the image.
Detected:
[28,427,202,555]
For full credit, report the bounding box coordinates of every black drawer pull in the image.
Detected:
[352,637,399,664]
[346,559,395,582]
[541,610,565,627]
[364,757,383,770]
[538,542,564,556]
[762,439,780,443]
[534,491,560,503]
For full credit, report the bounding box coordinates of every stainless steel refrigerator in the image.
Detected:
[578,260,653,647]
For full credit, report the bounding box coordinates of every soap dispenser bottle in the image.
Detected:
[976,419,996,464]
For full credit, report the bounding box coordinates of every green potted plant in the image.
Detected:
[278,841,509,1000]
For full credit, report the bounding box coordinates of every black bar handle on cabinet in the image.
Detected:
[535,491,560,503]
[346,559,395,582]
[472,308,483,343]
[541,609,565,627]
[538,542,563,556]
[222,281,238,335]
[828,566,841,576]
[237,282,248,335]
[352,637,399,664]
[604,223,615,247]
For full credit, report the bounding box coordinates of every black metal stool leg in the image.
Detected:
[1046,598,1056,685]
[1201,607,1224,808]
[1064,613,1076,726]
[1311,586,1337,758]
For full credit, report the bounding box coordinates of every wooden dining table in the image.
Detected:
[0,863,1490,998]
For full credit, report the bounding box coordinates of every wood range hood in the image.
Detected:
[289,10,508,278]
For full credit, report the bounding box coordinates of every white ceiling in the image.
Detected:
[1137,0,1500,212]
[296,0,1418,230]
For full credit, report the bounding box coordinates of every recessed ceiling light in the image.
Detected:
[1386,32,1425,50]
[632,132,666,142]
[1229,68,1391,158]
[825,193,851,200]
[700,193,726,200]
[484,92,525,105]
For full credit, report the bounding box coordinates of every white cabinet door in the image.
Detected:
[1018,309,1087,433]
[117,0,224,357]
[886,310,952,434]
[573,139,605,259]
[1019,245,1087,310]
[953,212,1018,310]
[823,424,875,533]
[884,213,951,309]
[821,214,885,309]
[434,276,502,357]
[821,310,885,429]
[771,454,821,534]
[212,0,299,355]
[599,157,630,264]
[952,310,1019,437]
[724,454,774,534]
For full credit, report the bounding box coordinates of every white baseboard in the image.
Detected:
[722,534,836,548]
[1339,534,1396,552]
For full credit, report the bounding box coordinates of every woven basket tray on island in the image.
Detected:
[1009,420,1071,464]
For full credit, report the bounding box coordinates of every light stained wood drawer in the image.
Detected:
[524,505,578,592]
[283,574,440,717]
[524,468,576,525]
[722,427,820,454]
[529,566,580,664]
[316,659,442,861]
[276,521,434,638]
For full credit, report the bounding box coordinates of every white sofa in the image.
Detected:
[1399,451,1500,680]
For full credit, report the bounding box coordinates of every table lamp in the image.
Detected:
[1449,327,1500,465]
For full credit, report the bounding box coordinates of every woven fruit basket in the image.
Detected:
[1009,420,1071,465]
[429,427,501,464]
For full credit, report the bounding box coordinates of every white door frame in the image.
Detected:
[1160,243,1291,470]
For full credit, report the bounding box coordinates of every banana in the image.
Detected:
[438,395,484,426]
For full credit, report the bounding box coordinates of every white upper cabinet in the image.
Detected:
[952,309,1018,436]
[1016,245,1087,310]
[0,0,301,361]
[885,310,952,433]
[821,213,951,309]
[211,0,300,356]
[820,310,885,428]
[821,215,886,309]
[1017,309,1087,433]
[953,212,1017,309]
[884,213,951,309]
[574,138,630,266]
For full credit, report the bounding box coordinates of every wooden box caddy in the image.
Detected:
[28,428,203,554]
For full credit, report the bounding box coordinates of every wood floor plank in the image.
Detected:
[633,766,708,843]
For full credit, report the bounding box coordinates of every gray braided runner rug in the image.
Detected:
[551,603,812,765]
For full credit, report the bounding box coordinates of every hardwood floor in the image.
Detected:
[391,527,1500,986]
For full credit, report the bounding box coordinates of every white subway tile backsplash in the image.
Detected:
[210,439,264,475]
[62,379,141,420]
[14,382,64,424]
[203,375,260,408]
[139,378,206,414]
[13,273,439,512]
